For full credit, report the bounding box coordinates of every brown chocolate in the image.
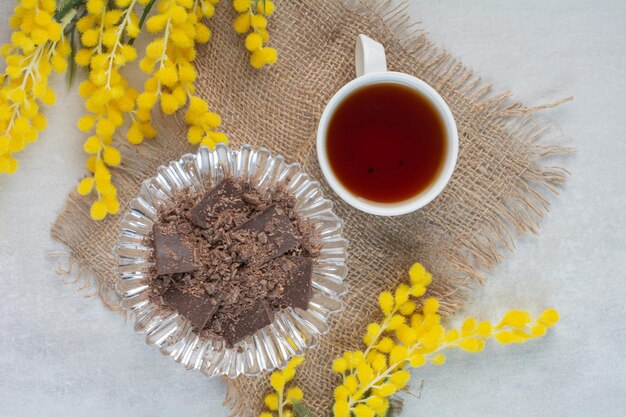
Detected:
[223,300,274,345]
[233,205,302,265]
[189,178,246,229]
[163,286,221,329]
[277,256,313,310]
[147,178,321,345]
[153,224,196,275]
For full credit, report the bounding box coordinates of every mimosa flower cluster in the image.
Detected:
[1,0,279,219]
[233,0,277,68]
[330,263,559,417]
[74,0,144,219]
[260,356,305,417]
[77,0,225,220]
[137,0,227,150]
[0,0,68,173]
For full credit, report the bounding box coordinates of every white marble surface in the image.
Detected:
[1,1,625,416]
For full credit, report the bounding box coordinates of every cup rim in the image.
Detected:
[316,71,458,216]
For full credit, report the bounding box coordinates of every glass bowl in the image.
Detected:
[113,144,349,378]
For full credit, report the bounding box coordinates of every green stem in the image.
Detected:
[66,25,77,87]
[128,0,158,45]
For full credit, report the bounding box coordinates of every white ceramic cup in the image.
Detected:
[316,34,458,216]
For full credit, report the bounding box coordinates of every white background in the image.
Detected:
[1,1,625,416]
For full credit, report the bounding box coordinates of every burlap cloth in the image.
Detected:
[51,1,570,416]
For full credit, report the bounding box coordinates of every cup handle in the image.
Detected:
[355,34,387,77]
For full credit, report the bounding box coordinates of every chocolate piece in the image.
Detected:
[153,224,196,275]
[163,286,221,329]
[223,300,274,345]
[277,256,313,310]
[190,178,246,228]
[233,205,302,265]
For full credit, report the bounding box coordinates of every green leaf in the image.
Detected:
[66,28,77,89]
[385,405,394,417]
[129,0,158,45]
[54,0,86,22]
[293,403,318,417]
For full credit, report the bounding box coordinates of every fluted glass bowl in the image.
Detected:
[113,144,349,378]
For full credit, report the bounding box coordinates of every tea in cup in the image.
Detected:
[317,35,458,216]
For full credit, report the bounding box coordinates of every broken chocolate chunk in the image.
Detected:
[233,205,302,265]
[223,300,274,345]
[163,286,221,329]
[153,224,196,275]
[189,178,246,229]
[277,256,313,310]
